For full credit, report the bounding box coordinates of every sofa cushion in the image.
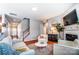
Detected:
[58,39,79,47]
[53,44,79,55]
[0,36,12,47]
[13,41,29,51]
[16,48,27,52]
[20,49,35,55]
[12,40,22,45]
[0,43,15,55]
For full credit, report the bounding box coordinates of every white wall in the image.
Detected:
[1,14,8,36]
[24,19,43,41]
[40,21,44,34]
[18,22,23,40]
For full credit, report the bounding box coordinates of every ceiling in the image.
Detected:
[0,3,74,21]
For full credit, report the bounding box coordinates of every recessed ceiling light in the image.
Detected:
[32,7,38,11]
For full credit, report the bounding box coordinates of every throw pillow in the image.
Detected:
[0,43,15,55]
[13,42,29,52]
[16,48,27,52]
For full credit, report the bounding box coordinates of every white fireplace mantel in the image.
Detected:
[64,24,79,40]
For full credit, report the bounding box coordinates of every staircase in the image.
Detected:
[22,18,30,41]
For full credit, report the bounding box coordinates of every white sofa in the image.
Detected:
[53,44,79,55]
[0,36,35,55]
[53,40,79,55]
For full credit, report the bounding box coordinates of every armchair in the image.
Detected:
[35,34,48,47]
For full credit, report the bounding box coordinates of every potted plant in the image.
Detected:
[55,23,64,39]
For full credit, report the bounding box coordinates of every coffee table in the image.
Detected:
[28,44,53,55]
[35,42,47,47]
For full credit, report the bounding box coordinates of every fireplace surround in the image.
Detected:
[64,24,79,41]
[66,34,78,41]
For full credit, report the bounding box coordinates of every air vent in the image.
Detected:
[9,13,17,16]
[23,18,30,20]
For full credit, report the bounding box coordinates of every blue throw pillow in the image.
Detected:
[0,43,15,55]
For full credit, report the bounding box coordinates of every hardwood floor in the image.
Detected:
[24,40,38,45]
[24,40,57,45]
[48,41,57,44]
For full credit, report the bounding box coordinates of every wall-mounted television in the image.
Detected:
[63,9,78,26]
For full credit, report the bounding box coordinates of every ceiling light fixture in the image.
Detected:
[32,7,38,11]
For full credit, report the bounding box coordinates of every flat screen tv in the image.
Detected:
[63,9,78,26]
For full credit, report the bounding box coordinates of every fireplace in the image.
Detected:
[66,34,78,41]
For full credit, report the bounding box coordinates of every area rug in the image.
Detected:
[28,44,53,55]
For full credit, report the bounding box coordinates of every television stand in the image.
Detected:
[48,34,58,42]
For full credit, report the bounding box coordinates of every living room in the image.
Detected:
[0,3,79,55]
